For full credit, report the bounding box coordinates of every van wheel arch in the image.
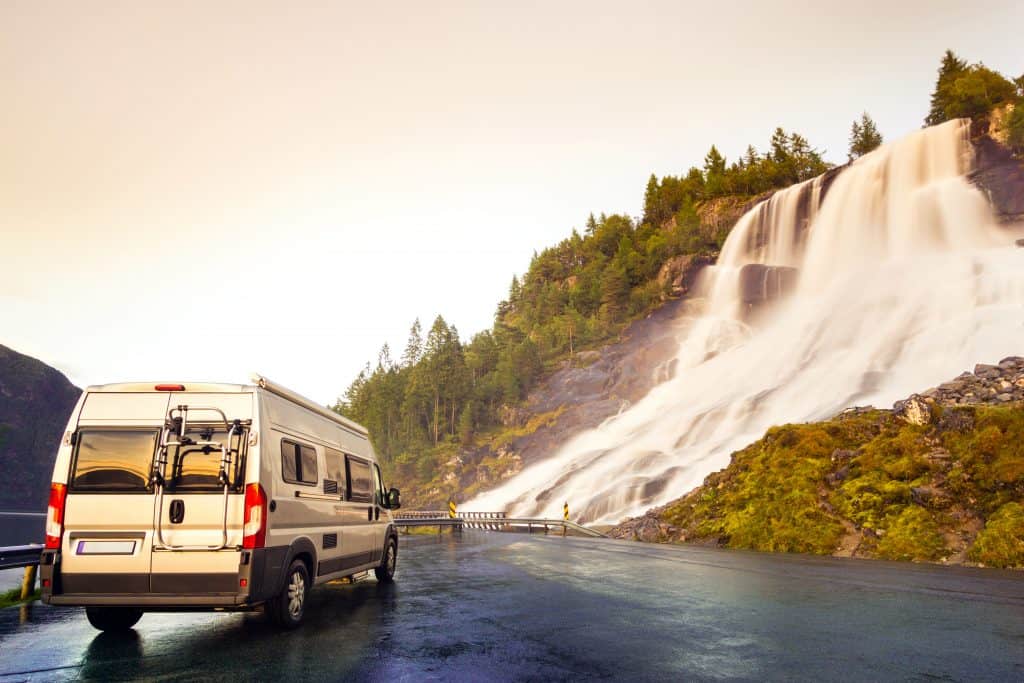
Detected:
[283,537,317,587]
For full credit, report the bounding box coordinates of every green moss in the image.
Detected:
[968,502,1024,568]
[488,407,567,451]
[659,403,1024,566]
[874,506,947,562]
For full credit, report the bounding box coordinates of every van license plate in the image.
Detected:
[76,540,137,555]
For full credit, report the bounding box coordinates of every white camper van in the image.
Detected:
[39,375,401,631]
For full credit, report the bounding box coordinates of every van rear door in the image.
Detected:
[58,392,169,595]
[150,392,253,589]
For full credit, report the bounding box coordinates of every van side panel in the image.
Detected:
[259,390,381,583]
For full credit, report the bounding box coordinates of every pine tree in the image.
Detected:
[642,174,661,226]
[401,319,422,367]
[508,275,522,311]
[770,127,791,162]
[703,146,726,176]
[377,343,393,371]
[600,262,630,326]
[925,49,968,126]
[848,112,883,159]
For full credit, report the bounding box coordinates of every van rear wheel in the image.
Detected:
[267,559,310,629]
[375,537,397,583]
[85,606,143,632]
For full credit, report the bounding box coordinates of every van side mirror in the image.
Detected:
[387,488,401,510]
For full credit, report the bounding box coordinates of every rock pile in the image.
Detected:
[894,357,1024,425]
[606,505,680,543]
[915,357,1024,407]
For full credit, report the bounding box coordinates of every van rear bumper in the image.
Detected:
[39,546,290,609]
[46,593,252,608]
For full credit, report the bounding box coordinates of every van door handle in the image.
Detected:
[169,499,185,524]
[367,507,373,522]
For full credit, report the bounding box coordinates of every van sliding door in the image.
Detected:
[343,456,376,569]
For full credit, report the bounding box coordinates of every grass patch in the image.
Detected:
[1,586,40,609]
[874,506,947,561]
[968,502,1024,568]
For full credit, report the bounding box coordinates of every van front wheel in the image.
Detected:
[375,537,397,583]
[85,606,143,632]
[267,559,310,629]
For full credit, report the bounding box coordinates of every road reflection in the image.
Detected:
[72,580,398,681]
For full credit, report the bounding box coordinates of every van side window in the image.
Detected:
[281,439,318,486]
[324,448,346,494]
[346,456,372,503]
[373,464,385,506]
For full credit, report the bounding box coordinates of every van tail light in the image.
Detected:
[242,483,267,549]
[45,483,67,549]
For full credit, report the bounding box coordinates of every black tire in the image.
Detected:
[85,606,143,632]
[267,559,310,629]
[375,536,397,583]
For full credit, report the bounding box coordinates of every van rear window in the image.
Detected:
[71,430,159,492]
[164,426,247,492]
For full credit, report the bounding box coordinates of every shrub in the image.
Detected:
[875,506,947,562]
[968,502,1024,568]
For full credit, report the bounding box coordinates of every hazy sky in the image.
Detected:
[2,1,1021,404]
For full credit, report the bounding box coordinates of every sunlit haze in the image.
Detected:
[2,1,1021,403]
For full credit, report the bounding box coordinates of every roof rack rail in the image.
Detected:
[250,374,368,436]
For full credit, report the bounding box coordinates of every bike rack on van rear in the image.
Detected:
[151,405,246,551]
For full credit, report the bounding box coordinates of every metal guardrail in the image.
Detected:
[393,517,466,529]
[0,544,43,571]
[393,512,606,538]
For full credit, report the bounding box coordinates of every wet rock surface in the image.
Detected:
[460,295,702,482]
[969,134,1024,224]
[738,264,799,307]
[656,253,715,300]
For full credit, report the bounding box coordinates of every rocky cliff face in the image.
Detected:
[0,345,80,510]
[416,295,703,508]
[969,132,1024,224]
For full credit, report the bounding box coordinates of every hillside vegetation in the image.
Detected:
[337,50,1024,508]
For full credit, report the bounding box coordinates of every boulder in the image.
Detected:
[656,253,715,298]
[893,394,931,425]
[738,264,799,306]
[937,409,974,434]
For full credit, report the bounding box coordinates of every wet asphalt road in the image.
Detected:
[1,531,1022,682]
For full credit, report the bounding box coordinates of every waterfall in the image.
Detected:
[467,120,1024,525]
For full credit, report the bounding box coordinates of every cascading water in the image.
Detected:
[467,120,1024,525]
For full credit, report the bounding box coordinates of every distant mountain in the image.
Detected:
[0,345,80,511]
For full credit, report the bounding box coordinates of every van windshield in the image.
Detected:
[71,430,159,493]
[163,425,247,492]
